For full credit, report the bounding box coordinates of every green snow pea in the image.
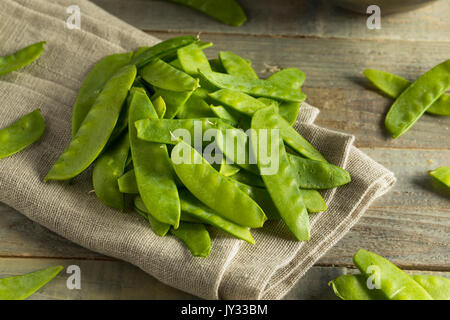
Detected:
[118,169,138,194]
[153,87,194,119]
[209,89,269,116]
[219,158,241,177]
[229,170,264,187]
[288,154,351,189]
[429,167,450,189]
[179,189,254,244]
[151,96,167,119]
[131,36,197,68]
[267,68,306,91]
[177,43,212,76]
[219,51,258,79]
[107,100,130,145]
[134,196,171,237]
[277,102,301,125]
[201,72,306,102]
[177,92,216,119]
[170,221,211,257]
[364,69,450,116]
[72,52,133,136]
[167,0,247,27]
[385,59,450,138]
[0,265,62,300]
[329,274,386,300]
[140,58,199,92]
[411,275,450,300]
[353,249,433,300]
[210,105,239,126]
[171,140,267,228]
[0,109,45,160]
[0,41,45,77]
[45,65,136,181]
[93,132,130,211]
[250,106,310,241]
[129,87,180,228]
[299,189,326,213]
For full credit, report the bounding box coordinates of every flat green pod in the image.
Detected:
[219,51,258,78]
[0,41,46,77]
[177,93,216,119]
[0,109,45,159]
[177,43,212,76]
[267,68,306,90]
[152,86,194,119]
[134,196,171,237]
[429,167,450,188]
[118,169,138,194]
[412,275,450,300]
[170,222,211,257]
[329,274,386,300]
[151,96,167,119]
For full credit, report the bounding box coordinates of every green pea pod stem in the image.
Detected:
[45,65,136,181]
[151,96,167,119]
[153,87,194,119]
[170,222,211,257]
[364,69,450,116]
[0,265,63,300]
[428,167,450,189]
[167,0,247,27]
[179,190,254,244]
[132,36,197,68]
[72,52,133,136]
[129,88,181,228]
[385,59,450,138]
[353,249,433,300]
[250,106,310,241]
[177,43,212,76]
[140,58,199,92]
[134,196,171,237]
[93,132,130,211]
[288,153,351,189]
[171,140,267,228]
[411,275,450,300]
[0,41,46,77]
[329,274,387,300]
[201,72,306,102]
[118,169,139,194]
[219,51,258,78]
[0,109,45,159]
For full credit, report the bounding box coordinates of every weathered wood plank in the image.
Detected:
[92,0,450,41]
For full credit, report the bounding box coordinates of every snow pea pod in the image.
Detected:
[250,106,310,241]
[118,169,138,194]
[0,265,62,300]
[0,109,45,160]
[170,222,211,257]
[209,89,269,116]
[134,196,171,237]
[411,275,450,300]
[0,41,45,77]
[153,87,194,119]
[210,105,239,126]
[267,68,306,90]
[201,72,306,102]
[278,102,301,125]
[364,69,450,116]
[429,166,450,189]
[45,65,136,181]
[171,140,267,228]
[151,96,167,119]
[385,59,450,138]
[129,88,180,228]
[219,158,241,177]
[353,249,433,300]
[140,58,199,92]
[131,36,197,68]
[167,0,247,27]
[219,51,258,79]
[179,190,254,244]
[329,274,386,300]
[72,52,133,136]
[177,43,212,76]
[288,154,351,189]
[93,132,130,211]
[177,93,216,119]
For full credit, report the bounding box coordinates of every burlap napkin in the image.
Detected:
[0,0,396,300]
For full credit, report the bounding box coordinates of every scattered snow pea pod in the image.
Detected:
[0,109,45,160]
[171,140,267,228]
[429,167,450,189]
[72,52,133,136]
[170,221,211,257]
[179,189,254,244]
[134,196,171,237]
[278,102,301,125]
[300,189,326,213]
[209,89,269,116]
[364,69,450,116]
[210,105,239,126]
[177,43,212,76]
[329,274,386,300]
[288,154,351,189]
[45,65,136,181]
[167,0,247,27]
[118,169,138,194]
[0,265,62,300]
[411,275,450,300]
[267,68,306,90]
[385,59,450,138]
[151,96,167,119]
[140,58,199,92]
[219,51,258,78]
[129,87,180,228]
[201,72,306,102]
[0,41,45,77]
[177,93,216,119]
[250,106,310,241]
[131,36,197,68]
[353,249,433,300]
[153,87,194,119]
[219,158,241,177]
[93,132,130,211]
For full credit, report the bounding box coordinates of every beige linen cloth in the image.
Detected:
[0,0,396,300]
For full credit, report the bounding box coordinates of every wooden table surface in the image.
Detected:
[1,0,449,300]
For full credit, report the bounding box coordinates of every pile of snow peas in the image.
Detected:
[329,250,450,300]
[44,36,352,257]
